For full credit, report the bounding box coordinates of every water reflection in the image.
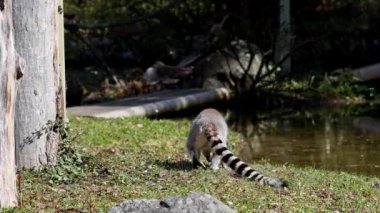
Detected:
[225,105,380,177]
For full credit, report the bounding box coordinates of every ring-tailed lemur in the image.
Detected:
[186,108,288,188]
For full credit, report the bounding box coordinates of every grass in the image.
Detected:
[9,115,380,212]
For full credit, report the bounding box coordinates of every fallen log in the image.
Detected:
[352,63,380,81]
[68,87,231,118]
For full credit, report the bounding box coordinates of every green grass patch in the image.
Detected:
[11,116,380,212]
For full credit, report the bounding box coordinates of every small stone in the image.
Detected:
[109,192,235,213]
[372,180,379,189]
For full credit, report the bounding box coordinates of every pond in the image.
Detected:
[225,103,380,177]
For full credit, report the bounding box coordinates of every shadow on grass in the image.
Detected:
[155,159,194,171]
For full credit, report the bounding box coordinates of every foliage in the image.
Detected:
[293,0,380,71]
[15,116,380,212]
[36,120,86,184]
[63,0,380,68]
[64,0,228,64]
[315,72,377,100]
[0,209,16,213]
[265,69,379,104]
[63,0,380,106]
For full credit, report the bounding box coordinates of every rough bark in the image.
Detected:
[13,0,63,168]
[0,0,19,207]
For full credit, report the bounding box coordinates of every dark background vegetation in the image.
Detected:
[64,0,380,106]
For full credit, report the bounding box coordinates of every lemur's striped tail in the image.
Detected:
[203,124,288,188]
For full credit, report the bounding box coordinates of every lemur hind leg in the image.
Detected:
[192,155,206,169]
[203,150,212,162]
[210,154,222,170]
[190,150,206,169]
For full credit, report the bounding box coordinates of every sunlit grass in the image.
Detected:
[12,115,380,212]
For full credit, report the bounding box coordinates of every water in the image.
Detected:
[225,104,380,177]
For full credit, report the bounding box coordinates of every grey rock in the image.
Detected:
[109,192,236,213]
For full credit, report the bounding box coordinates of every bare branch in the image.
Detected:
[65,0,185,30]
[255,34,330,85]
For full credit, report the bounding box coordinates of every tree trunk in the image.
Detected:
[0,0,19,207]
[13,0,63,168]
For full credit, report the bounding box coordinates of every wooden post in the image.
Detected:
[58,0,67,122]
[275,0,291,72]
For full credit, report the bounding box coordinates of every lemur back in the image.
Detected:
[186,108,288,188]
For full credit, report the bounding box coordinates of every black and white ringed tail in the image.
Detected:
[209,135,288,188]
